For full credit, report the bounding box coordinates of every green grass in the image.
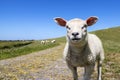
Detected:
[91,26,120,79]
[0,40,60,60]
[92,26,120,53]
[0,41,32,49]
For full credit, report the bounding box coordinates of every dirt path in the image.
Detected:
[0,44,85,80]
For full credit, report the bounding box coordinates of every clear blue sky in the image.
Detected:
[0,0,120,40]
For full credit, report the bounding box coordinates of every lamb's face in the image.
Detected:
[66,19,87,43]
[54,16,98,43]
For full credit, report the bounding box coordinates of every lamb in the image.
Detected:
[51,40,56,43]
[41,40,45,44]
[54,16,104,80]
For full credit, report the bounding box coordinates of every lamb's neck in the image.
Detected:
[69,40,88,54]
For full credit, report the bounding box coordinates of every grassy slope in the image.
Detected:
[92,26,120,79]
[92,26,120,53]
[0,40,59,60]
[0,27,120,79]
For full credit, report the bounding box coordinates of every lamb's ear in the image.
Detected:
[54,17,66,27]
[86,16,98,26]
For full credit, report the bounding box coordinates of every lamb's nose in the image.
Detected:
[72,32,79,36]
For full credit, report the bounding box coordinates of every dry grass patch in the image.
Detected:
[0,44,64,80]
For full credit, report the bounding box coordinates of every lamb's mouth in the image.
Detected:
[72,38,81,41]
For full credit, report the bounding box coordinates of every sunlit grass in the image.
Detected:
[0,40,59,60]
[92,26,120,79]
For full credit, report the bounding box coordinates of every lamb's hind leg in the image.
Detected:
[98,50,104,80]
[97,59,103,80]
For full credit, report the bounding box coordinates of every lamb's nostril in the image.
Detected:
[72,32,79,36]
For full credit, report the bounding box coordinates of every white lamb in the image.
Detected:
[41,40,45,44]
[51,40,56,43]
[54,16,104,80]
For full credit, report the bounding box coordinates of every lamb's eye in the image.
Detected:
[66,26,71,30]
[81,26,84,29]
[84,25,87,28]
[82,25,87,29]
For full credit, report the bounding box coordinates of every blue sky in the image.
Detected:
[0,0,120,40]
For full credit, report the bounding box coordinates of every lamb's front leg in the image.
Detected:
[67,64,78,80]
[84,64,95,80]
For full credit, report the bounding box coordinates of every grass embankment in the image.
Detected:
[0,39,65,80]
[0,40,62,60]
[92,26,120,79]
[0,27,120,80]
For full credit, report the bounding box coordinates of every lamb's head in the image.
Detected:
[54,17,98,43]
